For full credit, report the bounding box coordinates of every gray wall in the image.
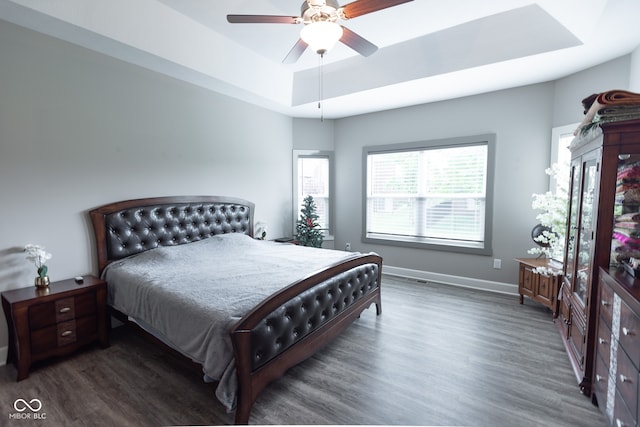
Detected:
[0,21,293,351]
[631,45,640,91]
[292,119,335,151]
[333,84,554,284]
[296,56,634,288]
[552,56,631,127]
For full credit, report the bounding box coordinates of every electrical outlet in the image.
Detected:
[493,258,502,269]
[345,242,351,251]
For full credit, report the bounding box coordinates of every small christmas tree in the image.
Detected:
[295,195,324,248]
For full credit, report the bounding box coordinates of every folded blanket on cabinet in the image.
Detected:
[614,227,640,239]
[616,212,640,222]
[574,89,640,136]
[614,231,640,247]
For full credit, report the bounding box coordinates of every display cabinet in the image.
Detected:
[558,119,640,397]
[588,119,640,426]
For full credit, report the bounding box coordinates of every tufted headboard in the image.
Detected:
[89,196,255,274]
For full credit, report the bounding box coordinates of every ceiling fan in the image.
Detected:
[227,0,414,63]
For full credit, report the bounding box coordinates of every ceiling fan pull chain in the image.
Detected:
[319,52,324,121]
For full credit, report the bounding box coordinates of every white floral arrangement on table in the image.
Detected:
[528,162,569,275]
[24,244,52,279]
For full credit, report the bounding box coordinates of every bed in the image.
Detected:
[89,195,382,424]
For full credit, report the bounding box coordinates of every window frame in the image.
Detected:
[549,123,576,192]
[292,149,335,240]
[362,134,495,255]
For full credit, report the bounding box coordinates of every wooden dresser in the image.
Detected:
[595,268,640,427]
[1,276,109,380]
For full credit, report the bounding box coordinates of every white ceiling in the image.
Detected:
[1,0,640,119]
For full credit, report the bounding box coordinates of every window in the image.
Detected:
[293,150,334,238]
[543,123,575,261]
[363,135,495,254]
[549,123,575,193]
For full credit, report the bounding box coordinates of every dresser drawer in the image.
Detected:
[593,352,609,406]
[599,280,614,328]
[596,319,612,369]
[616,346,638,418]
[29,291,97,330]
[30,315,97,355]
[619,298,640,369]
[613,388,636,427]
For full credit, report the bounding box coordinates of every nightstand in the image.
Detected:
[1,275,109,381]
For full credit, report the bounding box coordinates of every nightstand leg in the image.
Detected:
[2,297,15,364]
[12,307,32,381]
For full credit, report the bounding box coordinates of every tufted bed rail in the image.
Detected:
[89,196,382,424]
[231,256,381,424]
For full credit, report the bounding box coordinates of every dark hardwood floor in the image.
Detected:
[0,276,605,426]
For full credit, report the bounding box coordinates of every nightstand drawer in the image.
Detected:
[29,291,97,330]
[30,315,97,355]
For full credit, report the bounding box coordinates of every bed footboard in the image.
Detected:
[230,253,382,424]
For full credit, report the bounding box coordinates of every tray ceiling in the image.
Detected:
[1,0,639,118]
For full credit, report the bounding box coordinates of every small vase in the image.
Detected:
[35,275,50,288]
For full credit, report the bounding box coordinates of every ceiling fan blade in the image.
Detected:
[340,26,378,57]
[341,0,413,19]
[227,15,299,24]
[282,39,308,64]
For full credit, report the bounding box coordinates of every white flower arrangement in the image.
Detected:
[24,244,52,278]
[528,162,569,271]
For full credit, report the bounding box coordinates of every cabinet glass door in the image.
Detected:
[573,157,599,305]
[564,158,581,289]
[611,153,640,269]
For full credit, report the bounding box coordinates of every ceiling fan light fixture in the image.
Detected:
[300,21,343,55]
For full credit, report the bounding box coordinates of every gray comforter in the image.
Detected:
[102,233,357,411]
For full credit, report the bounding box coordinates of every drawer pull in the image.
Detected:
[598,337,608,345]
[601,299,610,306]
[619,374,632,384]
[622,327,634,336]
[616,419,626,427]
[60,330,73,337]
[59,307,71,313]
[595,374,604,382]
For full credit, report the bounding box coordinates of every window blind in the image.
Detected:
[366,143,488,246]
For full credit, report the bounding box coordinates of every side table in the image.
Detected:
[1,275,109,381]
[514,258,562,316]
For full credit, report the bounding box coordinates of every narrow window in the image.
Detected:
[293,150,334,238]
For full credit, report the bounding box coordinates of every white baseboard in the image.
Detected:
[383,265,518,296]
[0,346,6,366]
